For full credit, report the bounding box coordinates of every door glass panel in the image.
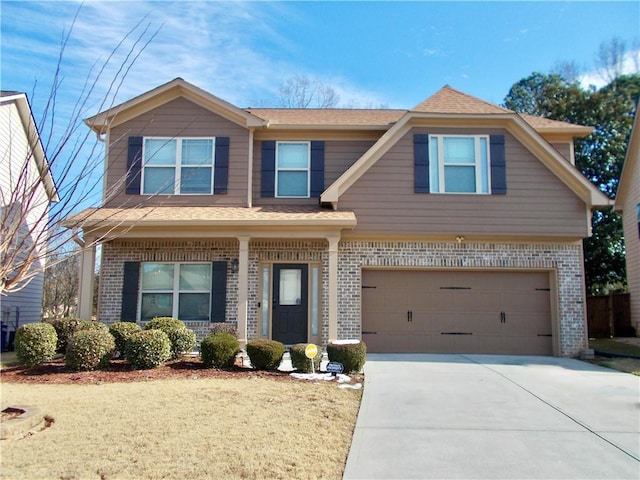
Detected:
[262,266,270,336]
[311,266,319,336]
[279,269,301,305]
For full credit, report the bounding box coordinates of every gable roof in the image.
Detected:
[84,78,266,134]
[321,87,610,209]
[247,108,405,129]
[0,92,58,202]
[615,106,639,211]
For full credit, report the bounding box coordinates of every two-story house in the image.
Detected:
[1,92,58,345]
[68,78,610,357]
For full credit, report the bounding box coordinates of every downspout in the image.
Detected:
[247,128,254,208]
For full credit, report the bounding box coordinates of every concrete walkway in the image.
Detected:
[343,354,640,479]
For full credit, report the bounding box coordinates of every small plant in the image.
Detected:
[109,322,142,358]
[210,323,238,337]
[125,330,171,369]
[200,333,240,368]
[144,317,194,357]
[290,343,322,373]
[168,327,196,358]
[65,329,115,371]
[326,340,367,373]
[15,323,58,367]
[246,339,285,370]
[45,317,82,353]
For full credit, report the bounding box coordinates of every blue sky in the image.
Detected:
[2,1,639,118]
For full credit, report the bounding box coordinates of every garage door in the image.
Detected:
[362,270,553,355]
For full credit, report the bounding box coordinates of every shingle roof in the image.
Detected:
[68,205,357,227]
[246,108,405,127]
[412,85,512,114]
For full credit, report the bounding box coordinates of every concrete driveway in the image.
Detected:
[343,354,640,479]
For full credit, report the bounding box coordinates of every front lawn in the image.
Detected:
[1,375,362,479]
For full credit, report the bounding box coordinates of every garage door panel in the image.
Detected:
[362,269,553,355]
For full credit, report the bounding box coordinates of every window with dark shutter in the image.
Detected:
[121,262,140,322]
[214,137,229,194]
[261,141,276,197]
[414,134,430,193]
[310,141,325,197]
[211,261,228,323]
[126,137,143,195]
[490,135,506,195]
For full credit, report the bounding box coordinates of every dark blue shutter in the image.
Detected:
[261,141,276,197]
[490,135,506,195]
[214,137,229,194]
[211,261,227,323]
[414,134,430,193]
[126,136,143,194]
[310,141,325,197]
[121,262,140,322]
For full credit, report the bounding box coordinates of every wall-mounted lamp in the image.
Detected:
[231,258,239,273]
[455,236,465,244]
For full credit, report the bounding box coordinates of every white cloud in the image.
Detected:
[578,49,640,89]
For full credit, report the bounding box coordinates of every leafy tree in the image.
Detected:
[504,72,640,294]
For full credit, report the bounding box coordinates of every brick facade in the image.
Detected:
[98,239,587,357]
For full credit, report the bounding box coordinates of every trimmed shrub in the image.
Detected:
[210,323,238,337]
[15,323,58,367]
[109,322,142,358]
[125,330,171,369]
[168,327,196,358]
[200,333,240,368]
[77,320,109,333]
[246,339,285,370]
[65,329,115,371]
[45,317,82,353]
[290,343,322,373]
[326,340,367,373]
[144,317,194,357]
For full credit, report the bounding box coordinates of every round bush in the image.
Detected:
[125,330,171,369]
[109,322,142,358]
[210,323,238,337]
[77,320,109,333]
[15,323,58,367]
[246,339,285,370]
[65,329,115,371]
[326,340,367,373]
[168,327,196,358]
[290,343,323,373]
[144,317,185,335]
[45,317,82,353]
[200,333,240,368]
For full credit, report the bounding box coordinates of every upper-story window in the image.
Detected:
[276,141,310,197]
[429,135,490,194]
[142,138,215,195]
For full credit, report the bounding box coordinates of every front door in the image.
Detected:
[272,264,308,344]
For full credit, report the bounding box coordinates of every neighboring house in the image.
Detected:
[68,78,611,357]
[615,108,640,335]
[0,92,58,343]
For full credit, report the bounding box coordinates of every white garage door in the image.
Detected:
[362,270,553,355]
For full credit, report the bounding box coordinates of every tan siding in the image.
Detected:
[621,156,640,331]
[252,138,375,206]
[104,97,249,207]
[340,127,589,238]
[551,142,572,163]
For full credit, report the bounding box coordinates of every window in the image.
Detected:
[140,263,211,321]
[276,142,310,197]
[429,135,490,193]
[142,138,215,194]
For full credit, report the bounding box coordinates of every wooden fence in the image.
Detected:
[586,293,633,338]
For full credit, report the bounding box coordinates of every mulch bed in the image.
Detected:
[1,357,364,385]
[0,357,299,385]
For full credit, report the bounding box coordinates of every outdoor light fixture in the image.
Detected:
[231,258,239,273]
[456,236,465,244]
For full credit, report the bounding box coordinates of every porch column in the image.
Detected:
[327,235,340,342]
[77,240,96,320]
[237,236,250,348]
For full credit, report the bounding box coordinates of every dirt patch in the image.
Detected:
[0,357,363,385]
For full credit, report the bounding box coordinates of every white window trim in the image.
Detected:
[139,262,212,322]
[275,141,311,198]
[430,134,491,194]
[141,137,216,195]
